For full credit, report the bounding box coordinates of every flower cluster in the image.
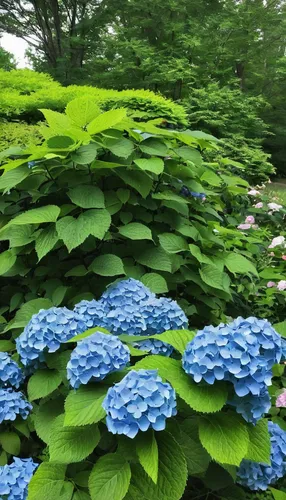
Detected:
[133,339,173,357]
[248,189,261,196]
[16,307,87,366]
[268,236,285,249]
[101,278,155,308]
[268,202,283,212]
[73,299,107,330]
[67,332,130,389]
[182,317,282,423]
[267,280,286,291]
[0,388,32,423]
[228,387,271,424]
[102,369,177,438]
[276,389,286,408]
[237,215,258,230]
[0,457,38,500]
[237,422,286,490]
[0,352,24,389]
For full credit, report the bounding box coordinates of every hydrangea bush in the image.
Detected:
[0,277,285,500]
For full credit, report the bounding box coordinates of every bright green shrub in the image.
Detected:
[0,121,42,152]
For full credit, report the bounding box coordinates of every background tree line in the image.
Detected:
[0,0,285,175]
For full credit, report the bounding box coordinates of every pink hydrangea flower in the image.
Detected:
[282,255,286,261]
[268,203,283,212]
[248,189,261,196]
[245,215,255,224]
[254,202,263,208]
[277,280,286,291]
[237,223,252,230]
[267,281,276,288]
[268,236,285,249]
[276,390,286,407]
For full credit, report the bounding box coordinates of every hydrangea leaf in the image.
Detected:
[87,108,126,135]
[89,254,125,276]
[171,419,211,475]
[65,97,101,127]
[198,412,249,466]
[0,340,14,352]
[245,419,271,464]
[49,415,100,464]
[134,356,228,413]
[158,233,188,253]
[68,186,105,209]
[34,398,65,444]
[0,205,60,235]
[105,138,134,159]
[270,488,286,500]
[88,453,131,500]
[135,430,158,484]
[118,222,153,241]
[134,158,164,175]
[128,432,187,500]
[28,369,62,401]
[135,246,176,273]
[6,298,53,331]
[199,264,231,292]
[116,169,153,198]
[141,273,168,293]
[35,225,58,261]
[27,463,73,500]
[121,330,195,355]
[73,492,91,500]
[64,386,107,427]
[139,139,168,156]
[224,253,258,276]
[0,165,30,192]
[273,320,286,338]
[0,250,17,275]
[0,431,21,455]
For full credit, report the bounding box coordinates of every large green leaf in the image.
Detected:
[158,233,188,253]
[116,170,153,198]
[66,97,101,127]
[139,138,168,157]
[0,165,30,192]
[118,222,152,241]
[105,137,134,158]
[0,432,21,455]
[88,454,131,500]
[6,298,53,330]
[273,321,286,338]
[34,398,65,444]
[0,205,60,235]
[28,369,62,401]
[40,109,72,131]
[270,489,286,500]
[189,244,212,264]
[64,386,107,427]
[27,463,73,500]
[87,109,127,135]
[199,264,230,292]
[135,431,158,484]
[71,144,98,165]
[68,186,105,209]
[49,415,100,464]
[128,432,187,500]
[89,254,125,276]
[141,273,168,293]
[0,250,17,275]
[35,225,58,261]
[134,158,164,175]
[224,253,258,276]
[134,356,228,413]
[245,419,271,464]
[175,146,202,165]
[135,246,175,273]
[173,419,211,475]
[199,412,249,466]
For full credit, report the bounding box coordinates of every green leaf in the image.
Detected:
[0,165,30,192]
[134,158,164,175]
[35,225,58,261]
[68,186,105,209]
[105,138,134,158]
[0,250,17,275]
[201,170,221,186]
[128,432,187,500]
[34,398,64,444]
[65,327,111,343]
[28,369,62,401]
[270,488,286,500]
[71,144,98,165]
[273,321,286,338]
[141,273,168,293]
[73,492,91,500]
[116,170,153,198]
[117,188,130,204]
[50,415,100,464]
[0,432,21,454]
[118,223,152,241]
[7,298,53,330]
[27,463,73,500]
[0,206,60,235]
[52,286,69,306]
[136,430,158,484]
[56,209,111,252]
[65,265,88,277]
[40,109,72,131]
[189,244,212,264]
[89,254,125,276]
[153,191,188,204]
[134,356,228,413]
[199,412,249,466]
[135,246,175,273]
[224,253,258,276]
[87,109,127,135]
[0,340,14,352]
[66,97,101,127]
[199,264,230,292]
[173,419,211,475]
[245,419,271,464]
[64,386,107,427]
[0,225,33,247]
[139,138,168,157]
[47,135,75,149]
[88,453,131,500]
[158,233,188,253]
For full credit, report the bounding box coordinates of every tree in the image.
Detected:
[0,46,16,70]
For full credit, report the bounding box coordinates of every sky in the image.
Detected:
[1,33,30,68]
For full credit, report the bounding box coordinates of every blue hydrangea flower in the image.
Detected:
[237,421,286,490]
[132,339,173,357]
[102,369,177,438]
[140,297,188,336]
[228,386,271,424]
[101,278,155,309]
[0,457,38,500]
[0,353,24,389]
[16,307,88,366]
[281,338,286,362]
[73,299,107,330]
[104,306,147,336]
[0,388,32,423]
[182,318,281,397]
[180,187,206,200]
[67,332,130,389]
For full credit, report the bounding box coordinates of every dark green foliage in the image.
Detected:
[0,47,16,70]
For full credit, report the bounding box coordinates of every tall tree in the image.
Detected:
[0,46,16,70]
